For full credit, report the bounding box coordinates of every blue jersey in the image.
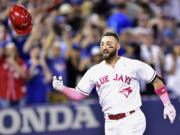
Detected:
[107,12,132,34]
[26,60,49,104]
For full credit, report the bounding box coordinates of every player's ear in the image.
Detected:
[117,43,120,50]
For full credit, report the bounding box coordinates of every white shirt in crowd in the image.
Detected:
[165,54,180,96]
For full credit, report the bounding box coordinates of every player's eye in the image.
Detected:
[106,41,112,45]
[107,43,112,47]
[100,43,104,47]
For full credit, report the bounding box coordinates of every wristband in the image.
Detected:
[155,86,167,95]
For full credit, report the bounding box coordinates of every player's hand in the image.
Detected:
[52,76,64,92]
[163,103,176,123]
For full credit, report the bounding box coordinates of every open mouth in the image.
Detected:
[103,50,109,54]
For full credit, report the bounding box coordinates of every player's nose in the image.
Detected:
[101,45,108,51]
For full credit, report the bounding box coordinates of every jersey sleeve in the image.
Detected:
[135,60,156,83]
[76,68,96,95]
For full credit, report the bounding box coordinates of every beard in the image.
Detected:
[102,49,116,61]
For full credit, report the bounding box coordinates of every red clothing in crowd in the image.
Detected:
[0,57,26,101]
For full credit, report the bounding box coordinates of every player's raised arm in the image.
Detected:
[151,76,176,123]
[52,76,87,101]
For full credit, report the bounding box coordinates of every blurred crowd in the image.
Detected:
[0,0,180,108]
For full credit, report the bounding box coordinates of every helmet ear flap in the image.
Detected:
[9,4,32,35]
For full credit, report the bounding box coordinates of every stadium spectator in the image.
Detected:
[140,29,164,95]
[25,45,52,105]
[44,34,68,103]
[107,1,133,34]
[0,42,26,108]
[165,41,180,97]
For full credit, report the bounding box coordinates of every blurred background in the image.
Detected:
[0,0,180,135]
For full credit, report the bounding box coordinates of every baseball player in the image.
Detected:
[53,32,176,135]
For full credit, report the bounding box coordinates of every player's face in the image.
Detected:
[100,36,119,61]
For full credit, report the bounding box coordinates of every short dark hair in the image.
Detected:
[102,32,119,42]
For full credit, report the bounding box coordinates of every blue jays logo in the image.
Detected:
[119,87,133,98]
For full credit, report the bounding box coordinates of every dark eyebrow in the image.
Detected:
[101,41,112,43]
[107,41,112,44]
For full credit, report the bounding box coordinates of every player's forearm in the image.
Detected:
[152,77,171,105]
[61,86,87,101]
